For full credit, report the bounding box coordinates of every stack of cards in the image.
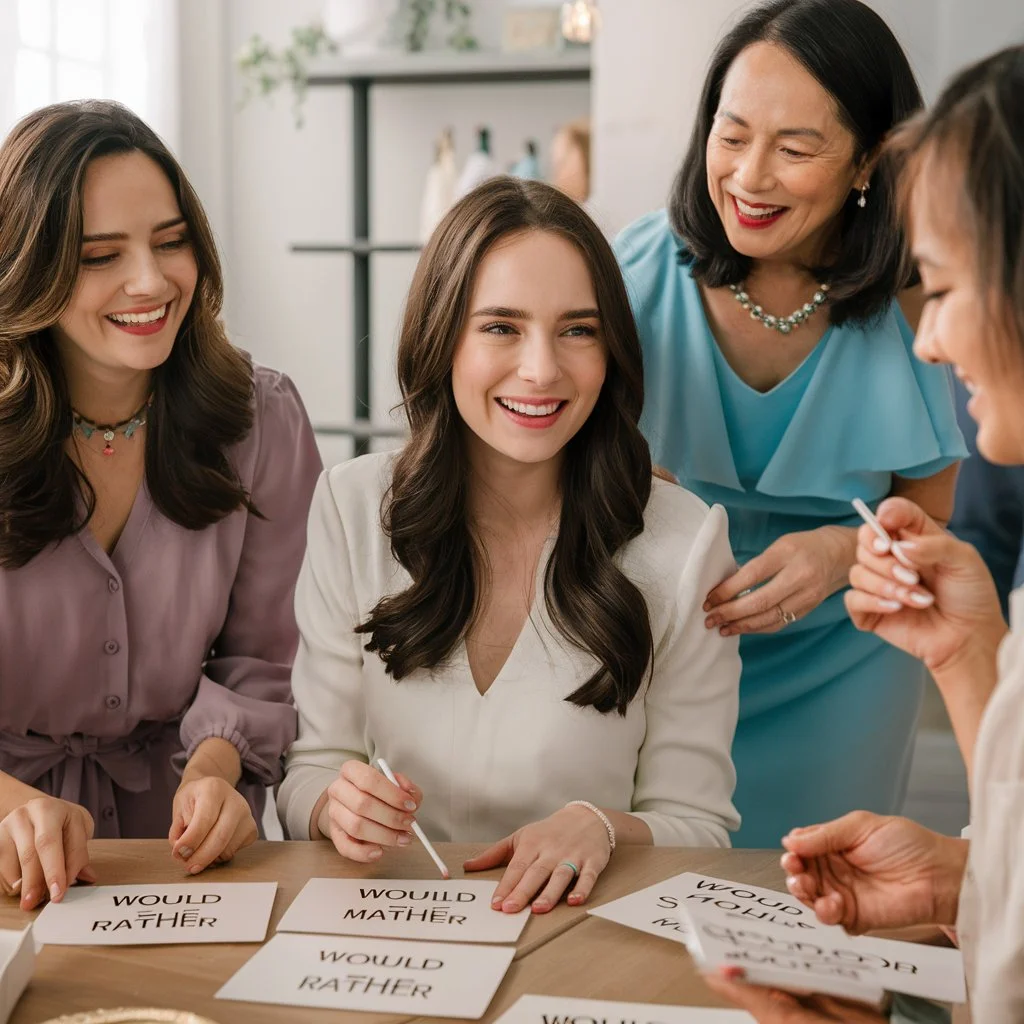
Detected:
[590,872,965,1006]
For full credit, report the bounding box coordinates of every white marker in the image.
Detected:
[851,498,915,569]
[375,758,450,879]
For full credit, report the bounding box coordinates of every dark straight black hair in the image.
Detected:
[670,0,923,325]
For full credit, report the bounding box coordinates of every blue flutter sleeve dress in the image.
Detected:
[616,209,967,847]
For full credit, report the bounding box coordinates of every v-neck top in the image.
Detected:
[711,331,829,488]
[615,208,967,585]
[0,364,323,838]
[278,452,742,847]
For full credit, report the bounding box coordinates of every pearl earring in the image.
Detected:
[857,182,870,208]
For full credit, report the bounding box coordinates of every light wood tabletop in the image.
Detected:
[0,840,784,1024]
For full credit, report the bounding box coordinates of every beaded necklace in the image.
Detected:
[72,396,151,456]
[729,281,830,334]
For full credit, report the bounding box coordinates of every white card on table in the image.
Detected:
[589,872,819,949]
[493,994,755,1024]
[277,877,530,944]
[678,898,965,1005]
[217,932,515,1019]
[32,882,277,946]
[0,926,34,1024]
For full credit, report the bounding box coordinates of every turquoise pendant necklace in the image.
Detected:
[72,396,151,456]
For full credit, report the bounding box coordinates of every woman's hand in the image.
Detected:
[845,497,1006,673]
[462,804,612,914]
[704,526,854,635]
[0,796,97,910]
[318,759,421,863]
[780,811,967,934]
[169,777,258,874]
[704,971,887,1022]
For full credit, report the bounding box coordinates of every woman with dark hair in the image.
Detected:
[707,44,1024,1023]
[615,0,966,847]
[0,101,321,910]
[278,177,741,913]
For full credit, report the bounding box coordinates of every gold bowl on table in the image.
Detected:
[39,1011,219,1024]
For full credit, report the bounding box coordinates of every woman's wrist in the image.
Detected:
[179,737,243,789]
[816,524,859,591]
[934,837,970,926]
[564,800,616,851]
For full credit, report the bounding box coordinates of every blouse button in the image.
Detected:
[103,639,120,655]
[101,806,115,821]
[108,577,120,593]
[104,695,122,710]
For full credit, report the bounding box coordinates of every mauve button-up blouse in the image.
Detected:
[0,363,322,839]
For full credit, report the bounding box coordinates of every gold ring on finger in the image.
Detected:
[778,605,797,626]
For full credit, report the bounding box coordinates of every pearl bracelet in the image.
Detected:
[565,800,616,852]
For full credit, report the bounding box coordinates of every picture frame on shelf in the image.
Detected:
[502,7,563,53]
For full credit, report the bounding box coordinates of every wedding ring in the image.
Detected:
[778,605,797,626]
[559,860,580,878]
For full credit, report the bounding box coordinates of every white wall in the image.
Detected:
[180,0,588,467]
[590,0,1024,237]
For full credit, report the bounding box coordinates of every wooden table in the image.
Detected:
[0,840,782,1023]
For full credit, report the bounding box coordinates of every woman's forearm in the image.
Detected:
[930,636,1006,787]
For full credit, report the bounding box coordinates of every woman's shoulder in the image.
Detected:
[624,478,727,576]
[613,208,677,267]
[322,450,397,525]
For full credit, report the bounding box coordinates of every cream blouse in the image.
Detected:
[278,452,742,847]
[956,588,1024,1020]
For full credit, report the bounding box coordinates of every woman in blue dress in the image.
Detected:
[616,0,966,847]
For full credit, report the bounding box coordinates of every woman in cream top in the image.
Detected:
[279,178,741,915]
[705,44,1024,1024]
[279,453,739,848]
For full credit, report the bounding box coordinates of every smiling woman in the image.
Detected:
[0,101,322,910]
[278,177,743,918]
[614,0,968,847]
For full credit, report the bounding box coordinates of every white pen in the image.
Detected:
[851,498,916,569]
[375,758,450,879]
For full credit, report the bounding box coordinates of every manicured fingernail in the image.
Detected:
[532,901,549,912]
[702,602,711,612]
[189,864,203,874]
[785,875,799,890]
[178,846,193,859]
[11,878,21,893]
[367,848,383,860]
[492,897,503,907]
[879,599,902,611]
[21,889,36,907]
[893,565,919,585]
[872,537,890,553]
[909,591,935,607]
[567,893,583,904]
[704,617,716,629]
[404,800,417,811]
[397,834,412,846]
[50,882,62,902]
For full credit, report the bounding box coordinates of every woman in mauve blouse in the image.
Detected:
[0,101,321,911]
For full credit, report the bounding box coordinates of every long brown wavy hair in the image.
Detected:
[358,178,654,715]
[0,100,256,568]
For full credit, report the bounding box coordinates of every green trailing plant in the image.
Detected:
[236,22,337,128]
[393,0,477,53]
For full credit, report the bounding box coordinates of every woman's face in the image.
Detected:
[451,228,607,473]
[706,42,866,266]
[53,150,198,380]
[911,174,1024,465]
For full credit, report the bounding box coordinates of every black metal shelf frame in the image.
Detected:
[293,58,591,456]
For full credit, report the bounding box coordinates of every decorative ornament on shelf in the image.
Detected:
[392,0,478,53]
[455,126,498,200]
[420,128,458,242]
[561,0,600,44]
[235,22,337,128]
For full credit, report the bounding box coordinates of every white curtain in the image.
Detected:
[1,0,180,149]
